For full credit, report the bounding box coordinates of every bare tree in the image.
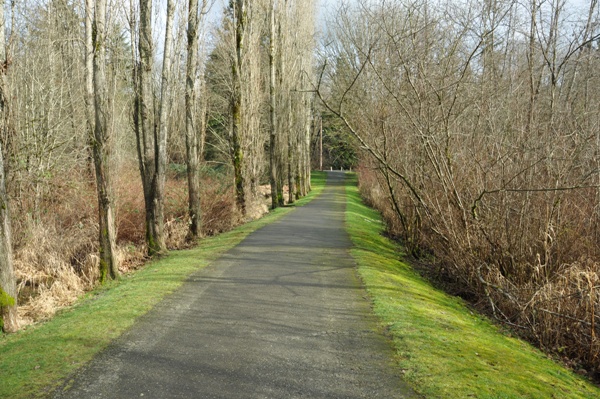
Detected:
[134,0,175,255]
[91,0,119,281]
[204,0,315,213]
[133,0,155,254]
[154,0,176,248]
[184,0,212,239]
[268,0,316,207]
[185,0,202,239]
[269,0,278,209]
[0,0,16,329]
[85,0,95,162]
[321,0,600,373]
[230,0,247,216]
[0,145,16,333]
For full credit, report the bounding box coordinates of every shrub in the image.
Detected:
[10,163,254,326]
[357,162,600,378]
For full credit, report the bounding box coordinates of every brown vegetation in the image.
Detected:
[321,0,600,379]
[0,0,316,332]
[11,163,243,327]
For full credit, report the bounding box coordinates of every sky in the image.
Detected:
[153,0,596,53]
[206,0,332,27]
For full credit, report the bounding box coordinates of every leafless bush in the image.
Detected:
[11,168,99,325]
[14,220,99,325]
[324,0,600,376]
[200,172,237,236]
[10,163,246,325]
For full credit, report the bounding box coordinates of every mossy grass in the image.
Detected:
[344,173,599,399]
[0,172,326,399]
[0,286,15,307]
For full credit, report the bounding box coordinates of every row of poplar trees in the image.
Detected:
[0,0,317,333]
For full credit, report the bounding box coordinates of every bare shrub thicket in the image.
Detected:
[0,0,317,332]
[321,0,600,375]
[1,1,244,326]
[11,161,236,325]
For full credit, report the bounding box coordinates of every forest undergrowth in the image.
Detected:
[357,166,600,382]
[11,163,260,327]
[316,0,600,381]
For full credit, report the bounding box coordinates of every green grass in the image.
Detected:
[0,172,326,399]
[344,173,599,399]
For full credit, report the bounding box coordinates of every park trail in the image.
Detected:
[52,171,418,399]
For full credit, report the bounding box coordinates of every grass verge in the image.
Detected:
[344,173,599,399]
[0,172,326,399]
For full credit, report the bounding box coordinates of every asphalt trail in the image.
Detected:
[53,171,418,399]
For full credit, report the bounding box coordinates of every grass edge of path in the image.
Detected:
[0,172,326,399]
[344,172,599,399]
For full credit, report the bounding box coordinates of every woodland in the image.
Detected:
[0,0,600,385]
[0,0,315,330]
[319,0,600,378]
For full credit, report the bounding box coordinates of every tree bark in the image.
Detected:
[92,0,119,281]
[275,9,285,208]
[84,0,95,176]
[231,0,246,216]
[287,111,295,204]
[136,0,158,254]
[0,146,16,333]
[185,0,202,239]
[0,0,17,333]
[319,116,322,171]
[152,0,176,252]
[135,0,174,255]
[269,1,278,210]
[303,106,312,195]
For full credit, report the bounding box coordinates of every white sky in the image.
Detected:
[153,0,595,50]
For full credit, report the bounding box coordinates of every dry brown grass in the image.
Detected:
[10,163,253,327]
[357,164,600,378]
[198,172,238,237]
[14,207,98,326]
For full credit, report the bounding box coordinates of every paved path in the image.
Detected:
[53,172,418,399]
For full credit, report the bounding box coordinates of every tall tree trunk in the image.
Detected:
[295,125,302,198]
[275,8,285,207]
[269,1,278,210]
[230,98,245,215]
[136,0,158,254]
[135,0,174,255]
[0,142,16,333]
[231,0,246,216]
[92,0,119,281]
[0,5,17,329]
[526,0,539,135]
[152,0,176,252]
[185,0,202,239]
[304,107,312,194]
[84,0,95,177]
[0,0,16,334]
[287,105,295,204]
[319,116,322,171]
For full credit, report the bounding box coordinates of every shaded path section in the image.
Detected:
[53,172,418,399]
